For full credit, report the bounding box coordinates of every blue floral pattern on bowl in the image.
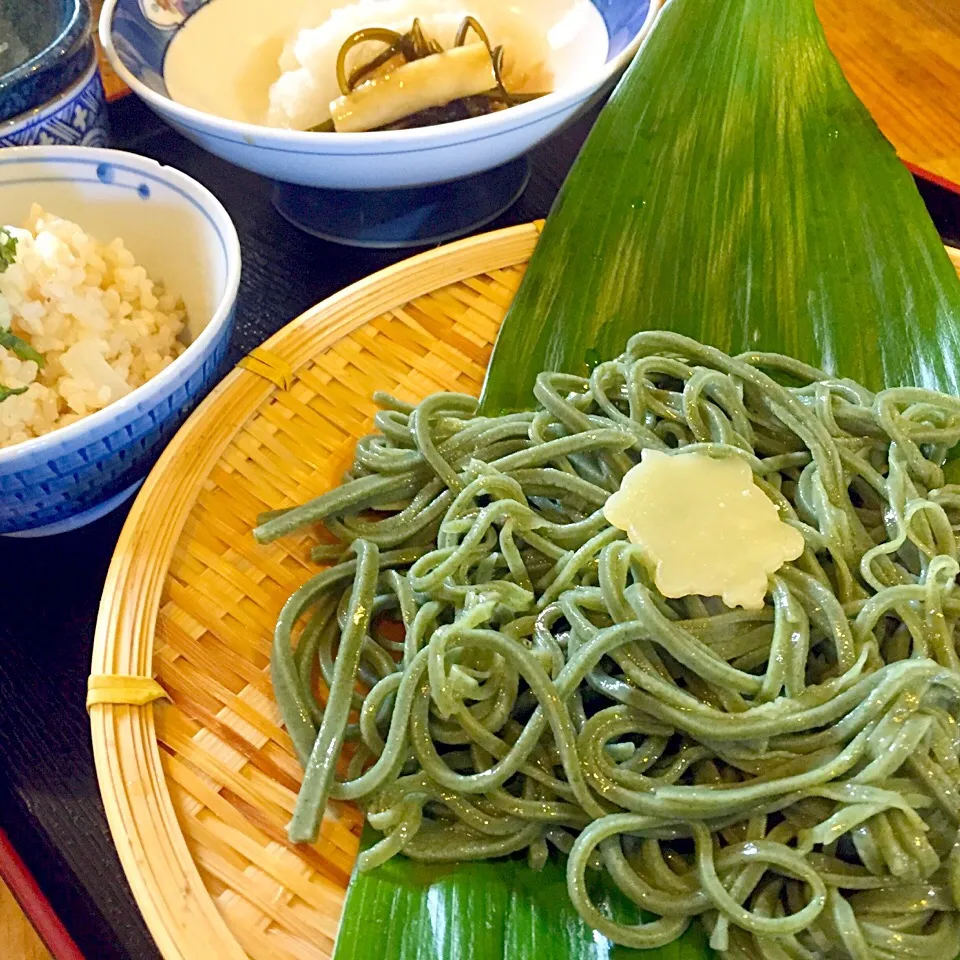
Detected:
[0,329,231,534]
[111,0,204,95]
[0,56,110,148]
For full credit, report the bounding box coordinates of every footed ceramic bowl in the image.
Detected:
[99,0,662,191]
[0,147,241,537]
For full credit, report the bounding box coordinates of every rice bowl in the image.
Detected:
[0,146,240,537]
[0,205,187,449]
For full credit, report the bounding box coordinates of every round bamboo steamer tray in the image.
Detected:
[90,224,960,960]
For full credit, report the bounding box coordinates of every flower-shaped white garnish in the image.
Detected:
[603,449,805,610]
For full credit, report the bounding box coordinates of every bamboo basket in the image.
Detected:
[91,224,960,960]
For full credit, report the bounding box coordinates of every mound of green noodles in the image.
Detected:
[257,332,960,958]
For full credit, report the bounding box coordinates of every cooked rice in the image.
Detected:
[0,205,187,449]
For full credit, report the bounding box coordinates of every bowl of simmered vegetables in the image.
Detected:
[100,0,661,245]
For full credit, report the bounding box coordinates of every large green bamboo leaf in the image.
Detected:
[333,0,960,956]
[480,0,960,414]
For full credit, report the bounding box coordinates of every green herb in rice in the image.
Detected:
[0,206,187,448]
[0,227,15,272]
[0,383,27,403]
[0,330,44,368]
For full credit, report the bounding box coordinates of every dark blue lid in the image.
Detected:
[0,0,93,124]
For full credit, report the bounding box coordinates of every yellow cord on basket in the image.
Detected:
[238,347,295,391]
[86,675,169,711]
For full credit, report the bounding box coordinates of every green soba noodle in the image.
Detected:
[256,331,960,959]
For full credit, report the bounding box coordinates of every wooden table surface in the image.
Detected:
[92,0,960,185]
[817,0,960,186]
[0,881,51,960]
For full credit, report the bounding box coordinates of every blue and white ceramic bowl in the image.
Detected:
[0,147,241,537]
[100,0,662,190]
[0,55,110,149]
[0,0,93,124]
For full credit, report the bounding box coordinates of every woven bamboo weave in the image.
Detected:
[91,222,542,960]
[91,227,960,960]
